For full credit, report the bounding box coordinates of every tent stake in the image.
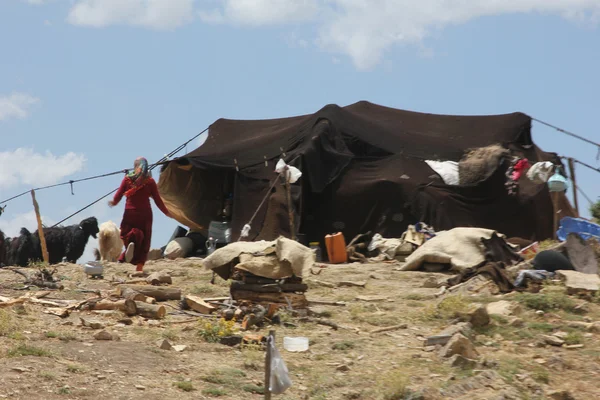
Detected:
[264,330,275,400]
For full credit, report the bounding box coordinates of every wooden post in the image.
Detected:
[31,190,49,264]
[264,330,275,400]
[283,168,296,241]
[552,191,559,240]
[567,158,579,216]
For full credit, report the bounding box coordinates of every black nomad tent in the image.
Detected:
[158,101,575,247]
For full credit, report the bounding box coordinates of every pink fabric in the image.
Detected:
[512,158,530,181]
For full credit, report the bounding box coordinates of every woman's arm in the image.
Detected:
[149,179,170,217]
[109,177,128,207]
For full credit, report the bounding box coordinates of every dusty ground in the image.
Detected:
[0,258,599,400]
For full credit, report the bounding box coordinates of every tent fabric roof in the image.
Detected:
[159,101,573,244]
[184,101,533,169]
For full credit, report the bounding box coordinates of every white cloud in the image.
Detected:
[67,0,195,30]
[199,0,319,26]
[198,0,600,70]
[0,211,55,238]
[0,148,86,189]
[0,93,40,121]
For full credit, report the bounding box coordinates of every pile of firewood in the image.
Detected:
[230,269,308,311]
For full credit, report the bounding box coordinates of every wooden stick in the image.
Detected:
[31,190,49,264]
[369,324,408,334]
[298,317,339,330]
[283,169,296,241]
[265,330,275,400]
[568,158,579,216]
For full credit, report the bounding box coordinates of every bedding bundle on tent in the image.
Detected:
[158,101,575,247]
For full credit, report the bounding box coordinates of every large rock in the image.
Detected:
[439,333,479,359]
[486,301,522,317]
[556,270,600,295]
[542,335,565,347]
[448,354,477,369]
[458,304,490,328]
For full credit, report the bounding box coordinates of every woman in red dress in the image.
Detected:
[109,157,170,272]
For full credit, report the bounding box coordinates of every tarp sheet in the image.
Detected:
[158,101,575,245]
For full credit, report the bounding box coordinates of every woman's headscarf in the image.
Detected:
[125,157,152,197]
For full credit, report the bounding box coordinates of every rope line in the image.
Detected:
[532,117,600,149]
[48,127,209,227]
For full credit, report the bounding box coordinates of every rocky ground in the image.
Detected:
[0,258,599,400]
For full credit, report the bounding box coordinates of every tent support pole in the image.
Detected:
[552,191,559,240]
[283,168,296,241]
[567,158,579,216]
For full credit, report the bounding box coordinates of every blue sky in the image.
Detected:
[1,0,599,262]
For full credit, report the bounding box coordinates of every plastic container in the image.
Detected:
[83,262,103,277]
[519,242,539,258]
[557,217,600,242]
[309,242,322,262]
[325,232,347,264]
[283,336,309,352]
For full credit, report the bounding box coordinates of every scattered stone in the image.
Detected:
[486,301,522,317]
[423,346,437,352]
[157,339,173,350]
[422,277,439,288]
[492,334,503,341]
[355,295,387,302]
[135,385,146,391]
[117,318,133,326]
[97,375,107,380]
[536,310,545,316]
[172,345,187,352]
[566,321,592,330]
[94,330,116,341]
[440,322,473,339]
[219,335,243,346]
[439,334,479,359]
[80,318,105,330]
[547,390,576,400]
[542,335,565,347]
[448,355,477,369]
[457,304,489,328]
[556,270,600,295]
[424,334,452,347]
[336,364,351,372]
[590,323,600,333]
[508,318,525,327]
[11,367,29,373]
[552,331,568,339]
[574,303,589,314]
[369,273,384,280]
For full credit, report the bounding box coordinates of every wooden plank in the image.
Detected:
[31,190,49,264]
[185,295,216,314]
